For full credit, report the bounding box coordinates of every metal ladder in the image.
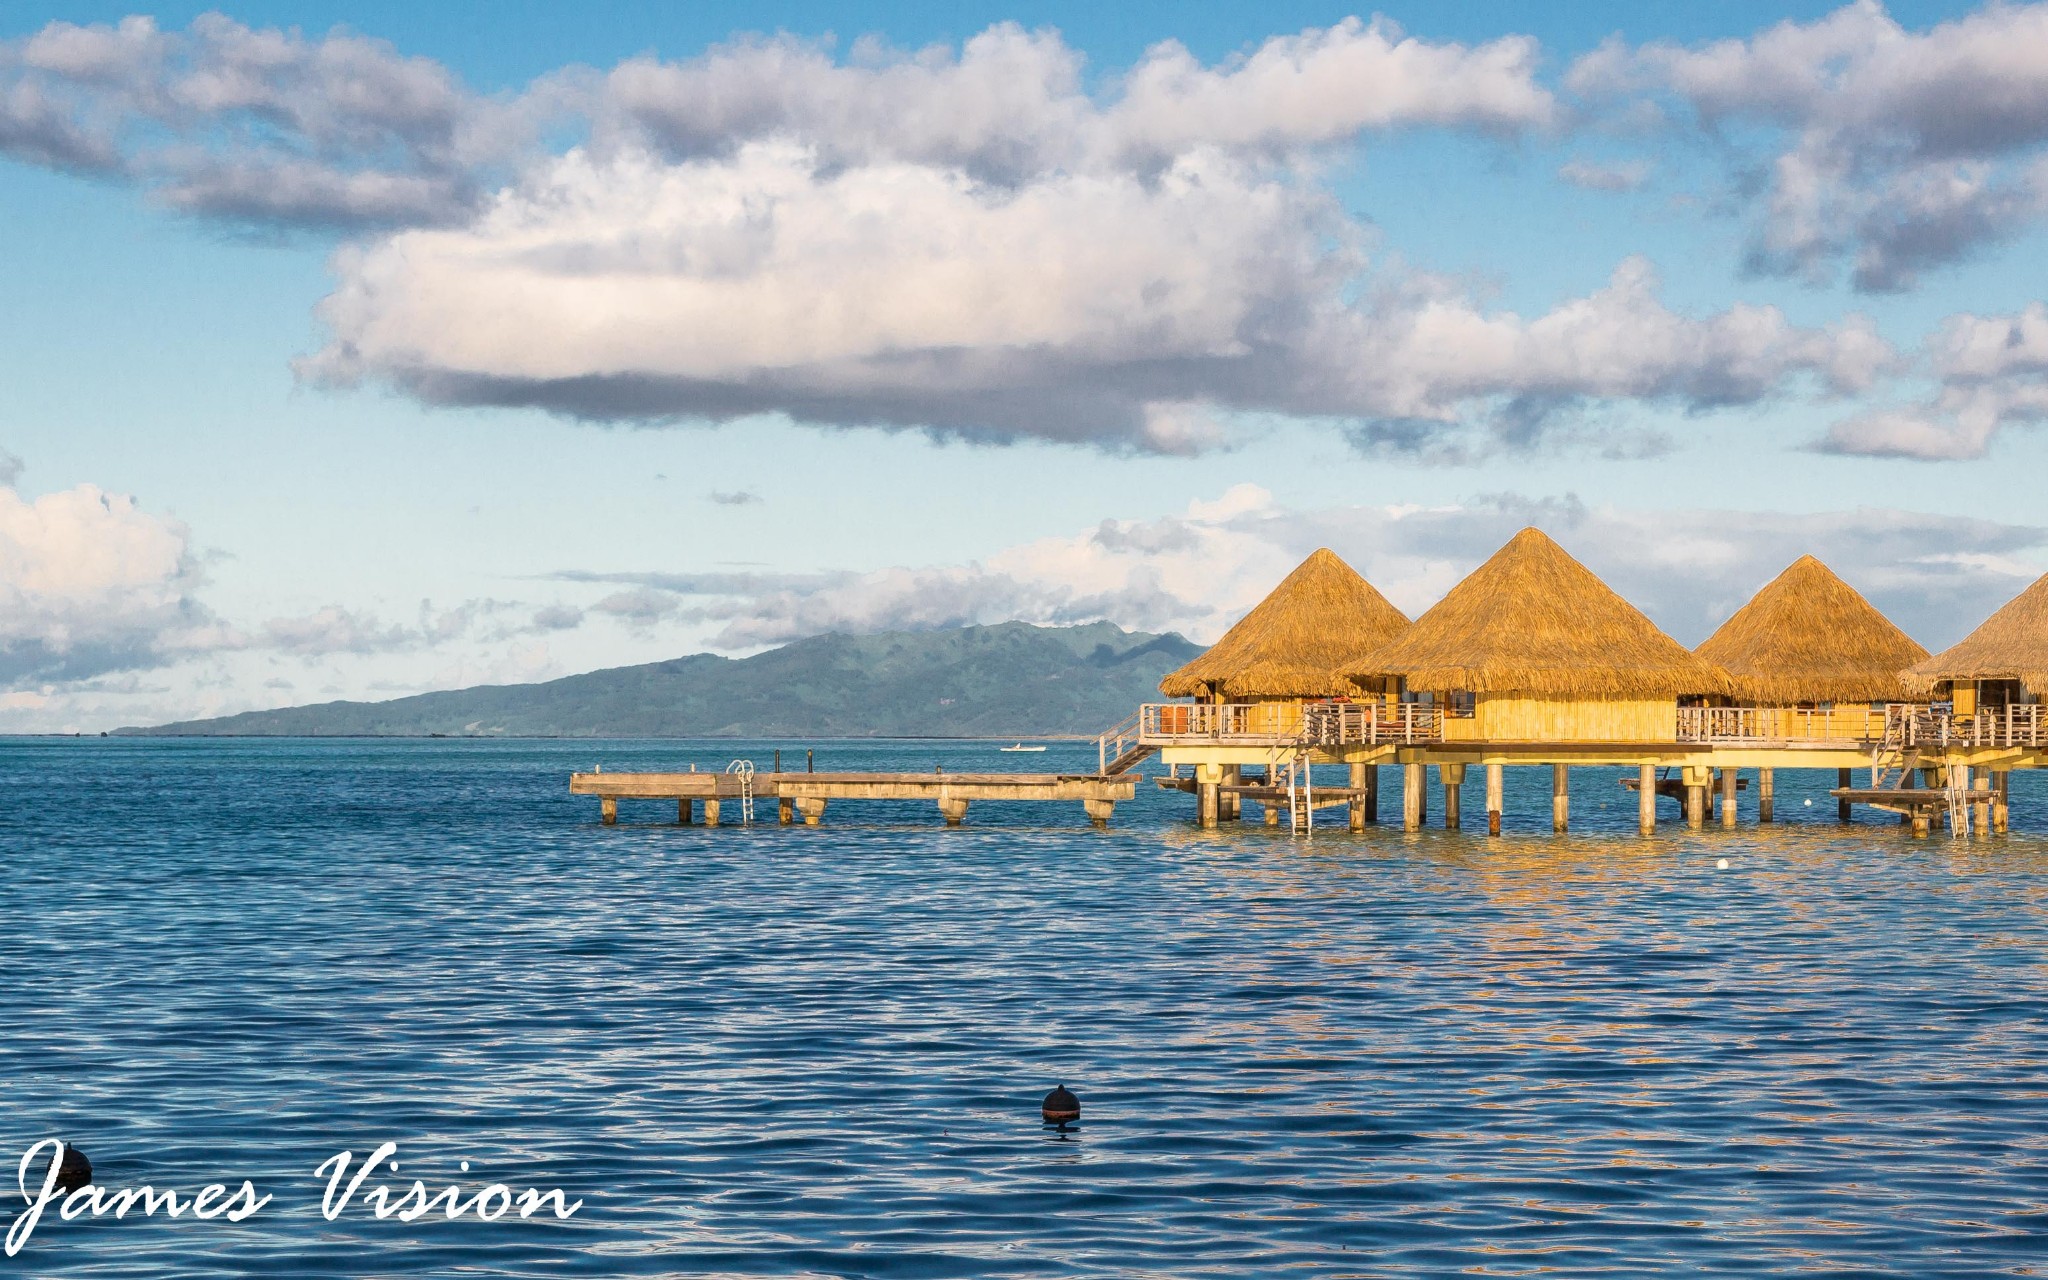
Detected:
[726,759,755,825]
[1943,765,1969,839]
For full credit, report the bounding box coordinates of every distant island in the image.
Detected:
[118,621,1202,737]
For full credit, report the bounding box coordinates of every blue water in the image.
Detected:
[5,737,2047,1277]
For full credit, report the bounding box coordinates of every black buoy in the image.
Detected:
[52,1143,92,1193]
[1042,1085,1080,1127]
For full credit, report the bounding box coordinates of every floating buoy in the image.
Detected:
[51,1143,91,1193]
[1804,798,1813,806]
[1716,858,1729,870]
[1042,1085,1080,1126]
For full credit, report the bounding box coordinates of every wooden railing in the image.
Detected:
[1676,705,1896,744]
[1677,703,2045,748]
[1138,702,1443,746]
[1895,704,2045,748]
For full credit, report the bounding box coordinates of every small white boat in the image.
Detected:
[999,742,1047,752]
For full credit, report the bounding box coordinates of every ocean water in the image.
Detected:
[4,736,2047,1278]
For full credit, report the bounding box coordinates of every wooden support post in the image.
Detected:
[1264,802,1281,827]
[938,797,968,826]
[1758,768,1774,823]
[1348,763,1367,833]
[1911,808,1932,837]
[1402,762,1424,833]
[1720,767,1738,829]
[1973,767,1991,837]
[704,798,722,826]
[1220,766,1241,821]
[678,797,695,825]
[779,797,794,825]
[1551,764,1569,833]
[1442,763,1465,831]
[1685,768,1706,830]
[1487,763,1504,836]
[1994,770,2011,833]
[1084,798,1115,827]
[1363,765,1379,824]
[600,796,618,826]
[1198,766,1220,829]
[795,797,826,826]
[1639,764,1656,836]
[1838,768,1853,822]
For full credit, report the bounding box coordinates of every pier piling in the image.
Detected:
[1363,764,1379,824]
[678,798,694,825]
[779,797,795,825]
[1348,763,1367,832]
[1638,764,1656,835]
[1552,764,1569,833]
[705,799,722,826]
[939,797,968,826]
[1720,768,1738,829]
[1759,768,1775,823]
[1403,763,1424,833]
[1838,769,1853,822]
[1443,763,1465,830]
[1487,763,1504,836]
[601,797,617,826]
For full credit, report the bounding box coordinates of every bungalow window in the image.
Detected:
[1448,691,1476,719]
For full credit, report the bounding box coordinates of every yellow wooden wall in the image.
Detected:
[1466,695,1677,742]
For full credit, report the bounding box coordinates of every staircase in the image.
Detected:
[1097,713,1158,776]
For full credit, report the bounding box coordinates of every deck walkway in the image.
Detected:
[570,770,1136,827]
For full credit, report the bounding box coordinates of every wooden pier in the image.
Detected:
[570,769,1136,827]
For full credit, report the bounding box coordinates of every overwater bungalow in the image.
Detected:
[1153,547,1410,741]
[1904,569,2048,747]
[1688,556,1929,745]
[1343,527,1729,743]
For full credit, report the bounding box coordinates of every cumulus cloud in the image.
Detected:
[302,142,1886,452]
[1570,1,2048,290]
[708,490,762,506]
[0,13,560,227]
[552,484,2046,652]
[1818,301,2048,458]
[0,481,203,684]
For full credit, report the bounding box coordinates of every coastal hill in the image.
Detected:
[120,621,1202,737]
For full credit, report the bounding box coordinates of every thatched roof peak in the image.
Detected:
[1906,569,2048,692]
[1346,526,1730,698]
[1159,548,1410,698]
[1695,556,1927,703]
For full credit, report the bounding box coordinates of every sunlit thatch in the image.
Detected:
[1905,569,2048,693]
[1159,548,1410,698]
[1695,555,1928,703]
[1346,527,1730,698]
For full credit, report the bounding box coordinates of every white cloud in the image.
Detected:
[1570,1,2048,290]
[303,132,1885,452]
[565,484,2047,653]
[0,481,201,684]
[1817,302,2048,458]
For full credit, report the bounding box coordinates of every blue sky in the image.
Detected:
[6,1,2048,730]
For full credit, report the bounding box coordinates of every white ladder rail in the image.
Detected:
[726,759,756,825]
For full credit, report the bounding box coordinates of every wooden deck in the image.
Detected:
[570,770,1136,827]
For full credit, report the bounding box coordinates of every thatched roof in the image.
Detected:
[1905,569,2048,692]
[1159,548,1410,698]
[1345,527,1730,698]
[1695,556,1928,704]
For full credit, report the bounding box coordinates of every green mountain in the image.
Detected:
[121,621,1202,737]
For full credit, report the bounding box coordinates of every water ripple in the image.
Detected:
[3,738,2047,1277]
